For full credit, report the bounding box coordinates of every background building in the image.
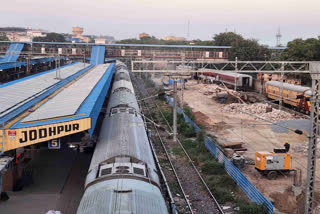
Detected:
[0,27,47,42]
[139,33,150,39]
[68,27,90,43]
[162,36,186,41]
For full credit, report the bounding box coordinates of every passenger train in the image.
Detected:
[77,62,168,214]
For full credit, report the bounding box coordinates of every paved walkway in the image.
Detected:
[0,144,92,214]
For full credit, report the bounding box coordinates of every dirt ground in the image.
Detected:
[152,75,320,213]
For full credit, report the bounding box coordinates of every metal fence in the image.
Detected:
[165,96,274,214]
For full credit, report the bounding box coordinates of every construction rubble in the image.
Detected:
[294,140,320,158]
[198,84,221,95]
[222,103,300,122]
[199,83,262,103]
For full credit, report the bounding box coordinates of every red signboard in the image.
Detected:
[8,130,16,136]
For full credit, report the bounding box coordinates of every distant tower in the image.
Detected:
[276,28,282,46]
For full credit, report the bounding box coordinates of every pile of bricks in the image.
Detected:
[222,103,298,122]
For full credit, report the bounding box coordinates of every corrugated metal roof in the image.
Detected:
[266,81,311,95]
[77,179,168,214]
[22,64,110,122]
[0,63,90,117]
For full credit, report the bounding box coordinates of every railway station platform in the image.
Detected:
[0,47,115,153]
[0,142,92,214]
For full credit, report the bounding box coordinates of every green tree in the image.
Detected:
[0,33,9,41]
[280,38,320,61]
[212,32,244,46]
[191,39,215,46]
[117,36,189,45]
[33,33,66,42]
[229,39,270,60]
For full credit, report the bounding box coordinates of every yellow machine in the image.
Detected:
[255,151,291,179]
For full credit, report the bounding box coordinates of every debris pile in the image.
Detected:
[198,84,221,95]
[199,83,262,104]
[222,103,299,122]
[293,141,320,158]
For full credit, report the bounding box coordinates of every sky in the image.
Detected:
[1,0,320,46]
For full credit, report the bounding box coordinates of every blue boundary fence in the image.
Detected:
[165,96,274,214]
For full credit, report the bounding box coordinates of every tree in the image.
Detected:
[280,38,320,61]
[192,39,215,46]
[33,33,66,42]
[212,32,244,46]
[229,39,270,60]
[117,36,189,45]
[0,33,9,41]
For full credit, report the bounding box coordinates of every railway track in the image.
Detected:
[132,73,224,214]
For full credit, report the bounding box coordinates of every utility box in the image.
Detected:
[255,151,291,179]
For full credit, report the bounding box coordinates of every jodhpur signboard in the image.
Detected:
[3,118,91,152]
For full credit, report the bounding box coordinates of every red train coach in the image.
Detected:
[198,69,253,89]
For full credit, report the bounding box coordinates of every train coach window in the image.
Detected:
[133,167,145,176]
[114,189,132,193]
[129,109,134,114]
[116,166,130,170]
[111,109,118,115]
[100,168,112,176]
[120,108,126,112]
[115,169,130,174]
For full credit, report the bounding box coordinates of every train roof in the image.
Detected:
[77,179,168,214]
[114,71,131,82]
[111,79,135,94]
[106,90,139,113]
[89,113,156,172]
[265,81,311,95]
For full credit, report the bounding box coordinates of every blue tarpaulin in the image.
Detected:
[168,78,181,85]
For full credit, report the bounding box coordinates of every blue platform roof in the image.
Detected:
[10,63,116,136]
[0,62,93,125]
[90,46,106,65]
[0,43,24,63]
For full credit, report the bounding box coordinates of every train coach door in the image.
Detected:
[243,77,250,89]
